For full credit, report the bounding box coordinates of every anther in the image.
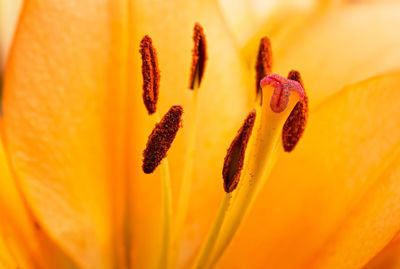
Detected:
[189,23,207,89]
[282,70,308,152]
[222,111,256,193]
[140,35,160,114]
[142,106,183,174]
[255,37,273,94]
[260,73,305,113]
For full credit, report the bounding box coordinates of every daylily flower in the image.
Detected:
[1,0,400,269]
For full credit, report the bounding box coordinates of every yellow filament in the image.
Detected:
[153,112,173,269]
[170,78,199,268]
[191,94,263,269]
[208,148,279,268]
[160,157,173,269]
[207,86,301,267]
[192,193,232,269]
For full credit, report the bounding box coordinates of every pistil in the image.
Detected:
[207,73,306,268]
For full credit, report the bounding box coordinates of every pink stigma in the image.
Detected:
[260,74,305,113]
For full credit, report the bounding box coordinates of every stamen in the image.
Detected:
[170,23,207,268]
[192,111,256,268]
[255,37,273,94]
[142,105,183,174]
[189,23,207,89]
[223,111,256,193]
[260,73,305,113]
[282,70,309,152]
[140,35,160,115]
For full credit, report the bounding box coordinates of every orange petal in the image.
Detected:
[307,151,400,268]
[363,234,400,269]
[0,127,40,269]
[242,3,400,108]
[0,235,18,269]
[217,72,400,268]
[2,0,128,268]
[274,3,400,107]
[0,124,80,269]
[218,0,317,48]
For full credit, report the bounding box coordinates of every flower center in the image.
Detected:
[139,23,308,269]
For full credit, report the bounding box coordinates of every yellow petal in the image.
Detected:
[217,72,400,268]
[2,0,129,268]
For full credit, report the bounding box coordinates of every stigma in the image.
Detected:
[260,73,305,113]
